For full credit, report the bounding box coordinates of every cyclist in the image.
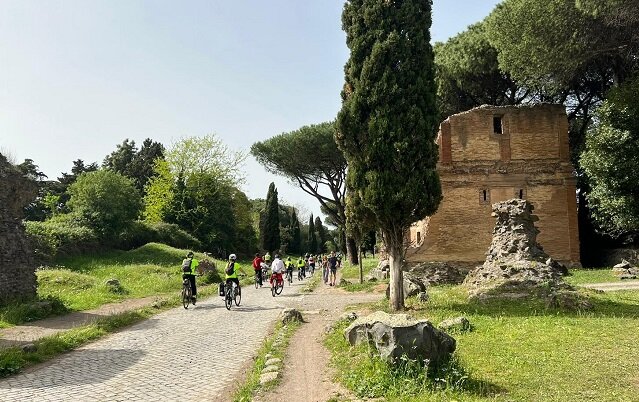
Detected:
[285,257,295,282]
[297,256,306,279]
[264,252,272,266]
[270,254,285,287]
[252,253,264,287]
[225,254,247,296]
[181,251,199,305]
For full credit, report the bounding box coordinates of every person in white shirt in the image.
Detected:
[270,254,285,286]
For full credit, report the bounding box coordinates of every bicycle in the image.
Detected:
[286,268,293,285]
[254,270,261,289]
[182,277,193,309]
[224,280,242,310]
[270,273,284,297]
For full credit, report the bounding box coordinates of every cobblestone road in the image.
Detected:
[0,277,309,401]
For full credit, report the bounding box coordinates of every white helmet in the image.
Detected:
[229,253,237,261]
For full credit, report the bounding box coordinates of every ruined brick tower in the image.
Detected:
[0,154,37,303]
[407,104,580,268]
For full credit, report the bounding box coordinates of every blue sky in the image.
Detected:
[0,0,500,220]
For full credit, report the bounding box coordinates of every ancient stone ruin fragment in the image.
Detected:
[0,154,37,303]
[344,311,456,368]
[464,199,576,301]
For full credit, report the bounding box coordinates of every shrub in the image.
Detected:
[119,221,202,250]
[25,215,100,262]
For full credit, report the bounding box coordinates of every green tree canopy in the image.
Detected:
[251,122,347,228]
[580,76,639,235]
[435,22,528,119]
[337,0,441,310]
[67,170,142,238]
[307,214,317,254]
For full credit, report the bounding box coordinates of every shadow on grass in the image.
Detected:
[439,292,639,319]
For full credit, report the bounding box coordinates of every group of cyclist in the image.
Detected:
[181,250,344,305]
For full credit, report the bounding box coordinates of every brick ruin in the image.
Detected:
[407,104,580,269]
[0,154,37,303]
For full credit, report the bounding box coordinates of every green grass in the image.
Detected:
[566,268,620,285]
[233,321,300,402]
[0,243,228,328]
[339,257,379,280]
[327,285,639,401]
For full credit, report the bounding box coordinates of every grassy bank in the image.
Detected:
[327,284,639,401]
[0,243,227,328]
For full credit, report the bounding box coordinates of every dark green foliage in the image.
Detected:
[580,76,639,235]
[307,214,318,254]
[118,221,202,251]
[164,173,237,257]
[337,0,441,236]
[103,138,165,191]
[66,170,142,239]
[259,183,281,254]
[337,0,441,309]
[435,22,527,120]
[314,216,327,253]
[289,210,302,254]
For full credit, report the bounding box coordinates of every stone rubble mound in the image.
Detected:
[612,259,639,279]
[344,311,456,367]
[464,199,572,300]
[406,261,466,285]
[365,259,390,281]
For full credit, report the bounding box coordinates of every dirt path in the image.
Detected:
[0,296,159,349]
[580,280,639,292]
[256,278,383,402]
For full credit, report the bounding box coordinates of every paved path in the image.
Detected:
[580,280,639,292]
[0,278,310,401]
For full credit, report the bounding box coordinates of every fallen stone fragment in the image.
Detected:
[262,365,279,373]
[279,308,303,324]
[344,311,455,368]
[259,372,279,385]
[264,358,281,367]
[438,317,471,333]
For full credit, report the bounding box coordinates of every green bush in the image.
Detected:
[25,215,100,261]
[119,221,202,250]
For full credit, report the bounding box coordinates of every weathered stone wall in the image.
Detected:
[407,104,580,267]
[0,154,37,303]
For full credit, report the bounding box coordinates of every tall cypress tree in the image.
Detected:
[314,216,326,253]
[307,214,317,254]
[260,183,281,253]
[289,210,301,255]
[336,0,442,310]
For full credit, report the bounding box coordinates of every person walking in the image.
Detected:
[327,251,338,286]
[322,254,329,284]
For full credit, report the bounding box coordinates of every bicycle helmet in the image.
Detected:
[274,254,280,259]
[187,251,194,258]
[229,253,237,261]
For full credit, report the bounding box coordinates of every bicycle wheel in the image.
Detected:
[182,284,191,309]
[255,274,259,289]
[271,282,276,297]
[225,288,233,310]
[234,286,242,306]
[275,281,284,295]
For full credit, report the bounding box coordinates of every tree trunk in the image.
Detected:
[358,245,363,284]
[346,236,359,265]
[388,244,404,311]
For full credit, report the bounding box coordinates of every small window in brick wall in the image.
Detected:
[479,188,491,205]
[517,188,527,199]
[493,116,503,134]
